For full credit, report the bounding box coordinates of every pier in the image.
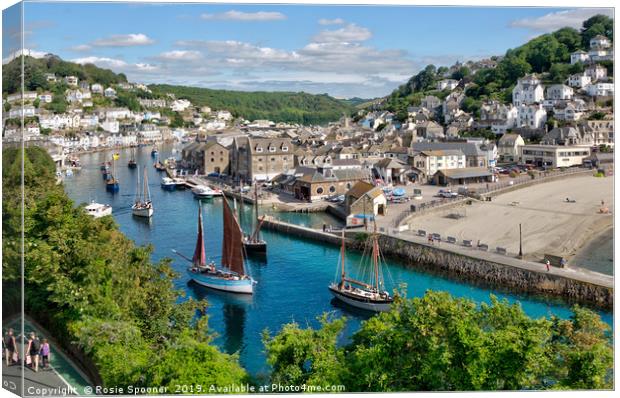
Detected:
[261,216,613,309]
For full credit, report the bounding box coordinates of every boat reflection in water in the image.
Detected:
[187,280,250,355]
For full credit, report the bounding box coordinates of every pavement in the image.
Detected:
[2,316,93,397]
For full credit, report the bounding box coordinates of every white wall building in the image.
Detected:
[512,75,544,106]
[517,104,547,129]
[585,64,607,81]
[586,82,614,97]
[570,50,589,64]
[100,119,120,133]
[520,145,590,168]
[567,73,591,88]
[436,79,459,91]
[170,99,191,112]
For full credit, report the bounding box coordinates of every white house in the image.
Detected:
[65,89,92,103]
[588,48,613,62]
[590,35,611,49]
[216,110,233,121]
[567,73,591,88]
[44,73,57,83]
[586,82,614,97]
[100,119,120,133]
[570,50,589,64]
[411,149,466,178]
[104,87,117,98]
[80,114,99,129]
[38,93,53,103]
[8,105,37,119]
[205,120,226,130]
[512,74,544,106]
[104,107,132,120]
[517,104,547,129]
[545,84,573,101]
[6,91,38,103]
[170,99,191,112]
[436,79,459,91]
[497,133,525,162]
[91,83,104,94]
[139,124,162,141]
[64,76,78,86]
[553,100,586,122]
[26,123,40,137]
[39,113,80,130]
[585,64,607,81]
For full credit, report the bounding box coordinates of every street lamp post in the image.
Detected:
[518,223,523,259]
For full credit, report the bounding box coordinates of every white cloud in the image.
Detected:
[318,18,345,25]
[69,44,92,52]
[156,50,203,61]
[92,33,154,47]
[71,56,128,68]
[313,23,372,43]
[200,10,286,21]
[510,8,613,32]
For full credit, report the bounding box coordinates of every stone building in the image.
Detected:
[231,136,294,182]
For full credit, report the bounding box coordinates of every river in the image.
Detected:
[62,143,613,377]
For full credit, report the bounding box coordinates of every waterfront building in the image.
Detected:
[497,134,525,162]
[374,157,411,184]
[432,167,494,186]
[517,104,547,129]
[410,149,466,181]
[411,142,489,168]
[344,181,387,220]
[182,140,230,175]
[580,119,614,148]
[231,136,294,182]
[519,144,590,167]
[291,165,369,201]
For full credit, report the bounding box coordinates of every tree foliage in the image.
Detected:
[2,146,247,389]
[263,291,613,392]
[149,84,351,125]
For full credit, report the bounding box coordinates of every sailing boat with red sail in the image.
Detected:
[328,228,393,312]
[176,201,255,294]
[243,183,267,254]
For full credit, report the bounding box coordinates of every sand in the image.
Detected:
[407,175,613,263]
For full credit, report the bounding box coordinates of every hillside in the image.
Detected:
[375,14,613,120]
[2,54,128,95]
[149,84,352,125]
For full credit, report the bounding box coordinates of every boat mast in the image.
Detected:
[340,229,346,286]
[373,225,379,292]
[192,203,206,266]
[254,183,260,240]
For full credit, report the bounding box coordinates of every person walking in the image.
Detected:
[26,332,41,372]
[4,328,17,366]
[40,339,50,369]
[545,259,551,272]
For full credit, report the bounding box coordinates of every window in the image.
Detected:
[271,158,276,162]
[258,166,263,171]
[269,147,276,152]
[256,147,263,153]
[282,146,288,151]
[210,158,214,162]
[329,186,336,193]
[346,183,352,189]
[283,157,288,161]
[316,187,324,194]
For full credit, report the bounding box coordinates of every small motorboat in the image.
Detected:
[161,177,177,191]
[84,201,112,218]
[192,185,220,198]
[151,147,159,158]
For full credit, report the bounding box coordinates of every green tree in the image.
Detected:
[581,15,613,48]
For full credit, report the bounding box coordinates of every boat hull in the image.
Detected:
[187,269,254,294]
[243,240,267,254]
[106,183,119,192]
[161,183,176,191]
[128,162,137,169]
[132,206,153,218]
[328,285,393,312]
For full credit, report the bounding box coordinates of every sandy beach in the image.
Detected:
[407,175,613,264]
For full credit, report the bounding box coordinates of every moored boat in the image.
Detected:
[243,184,267,254]
[132,166,154,218]
[151,147,159,158]
[328,229,394,312]
[174,201,256,294]
[192,185,221,198]
[128,148,137,168]
[161,177,177,191]
[84,201,112,218]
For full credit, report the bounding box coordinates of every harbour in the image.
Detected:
[62,143,613,377]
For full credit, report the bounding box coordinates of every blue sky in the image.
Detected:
[4,2,614,98]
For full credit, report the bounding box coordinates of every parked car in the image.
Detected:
[207,172,220,177]
[438,189,458,198]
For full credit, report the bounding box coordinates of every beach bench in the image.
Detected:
[418,230,426,237]
[478,243,489,251]
[432,233,441,242]
[496,247,507,255]
[447,236,457,244]
[463,240,473,247]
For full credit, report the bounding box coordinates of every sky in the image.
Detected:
[2,1,614,98]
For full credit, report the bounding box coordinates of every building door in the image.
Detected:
[378,204,385,216]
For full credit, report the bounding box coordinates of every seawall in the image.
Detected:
[261,216,613,309]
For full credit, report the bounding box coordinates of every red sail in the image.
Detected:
[192,205,206,266]
[221,198,245,275]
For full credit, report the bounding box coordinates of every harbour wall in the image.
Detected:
[261,216,613,309]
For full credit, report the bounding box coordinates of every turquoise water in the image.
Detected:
[62,144,613,377]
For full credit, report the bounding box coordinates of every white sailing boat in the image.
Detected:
[132,166,154,218]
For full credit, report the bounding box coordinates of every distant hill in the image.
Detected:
[2,54,128,95]
[149,84,352,125]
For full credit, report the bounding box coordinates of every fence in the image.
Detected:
[392,167,593,227]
